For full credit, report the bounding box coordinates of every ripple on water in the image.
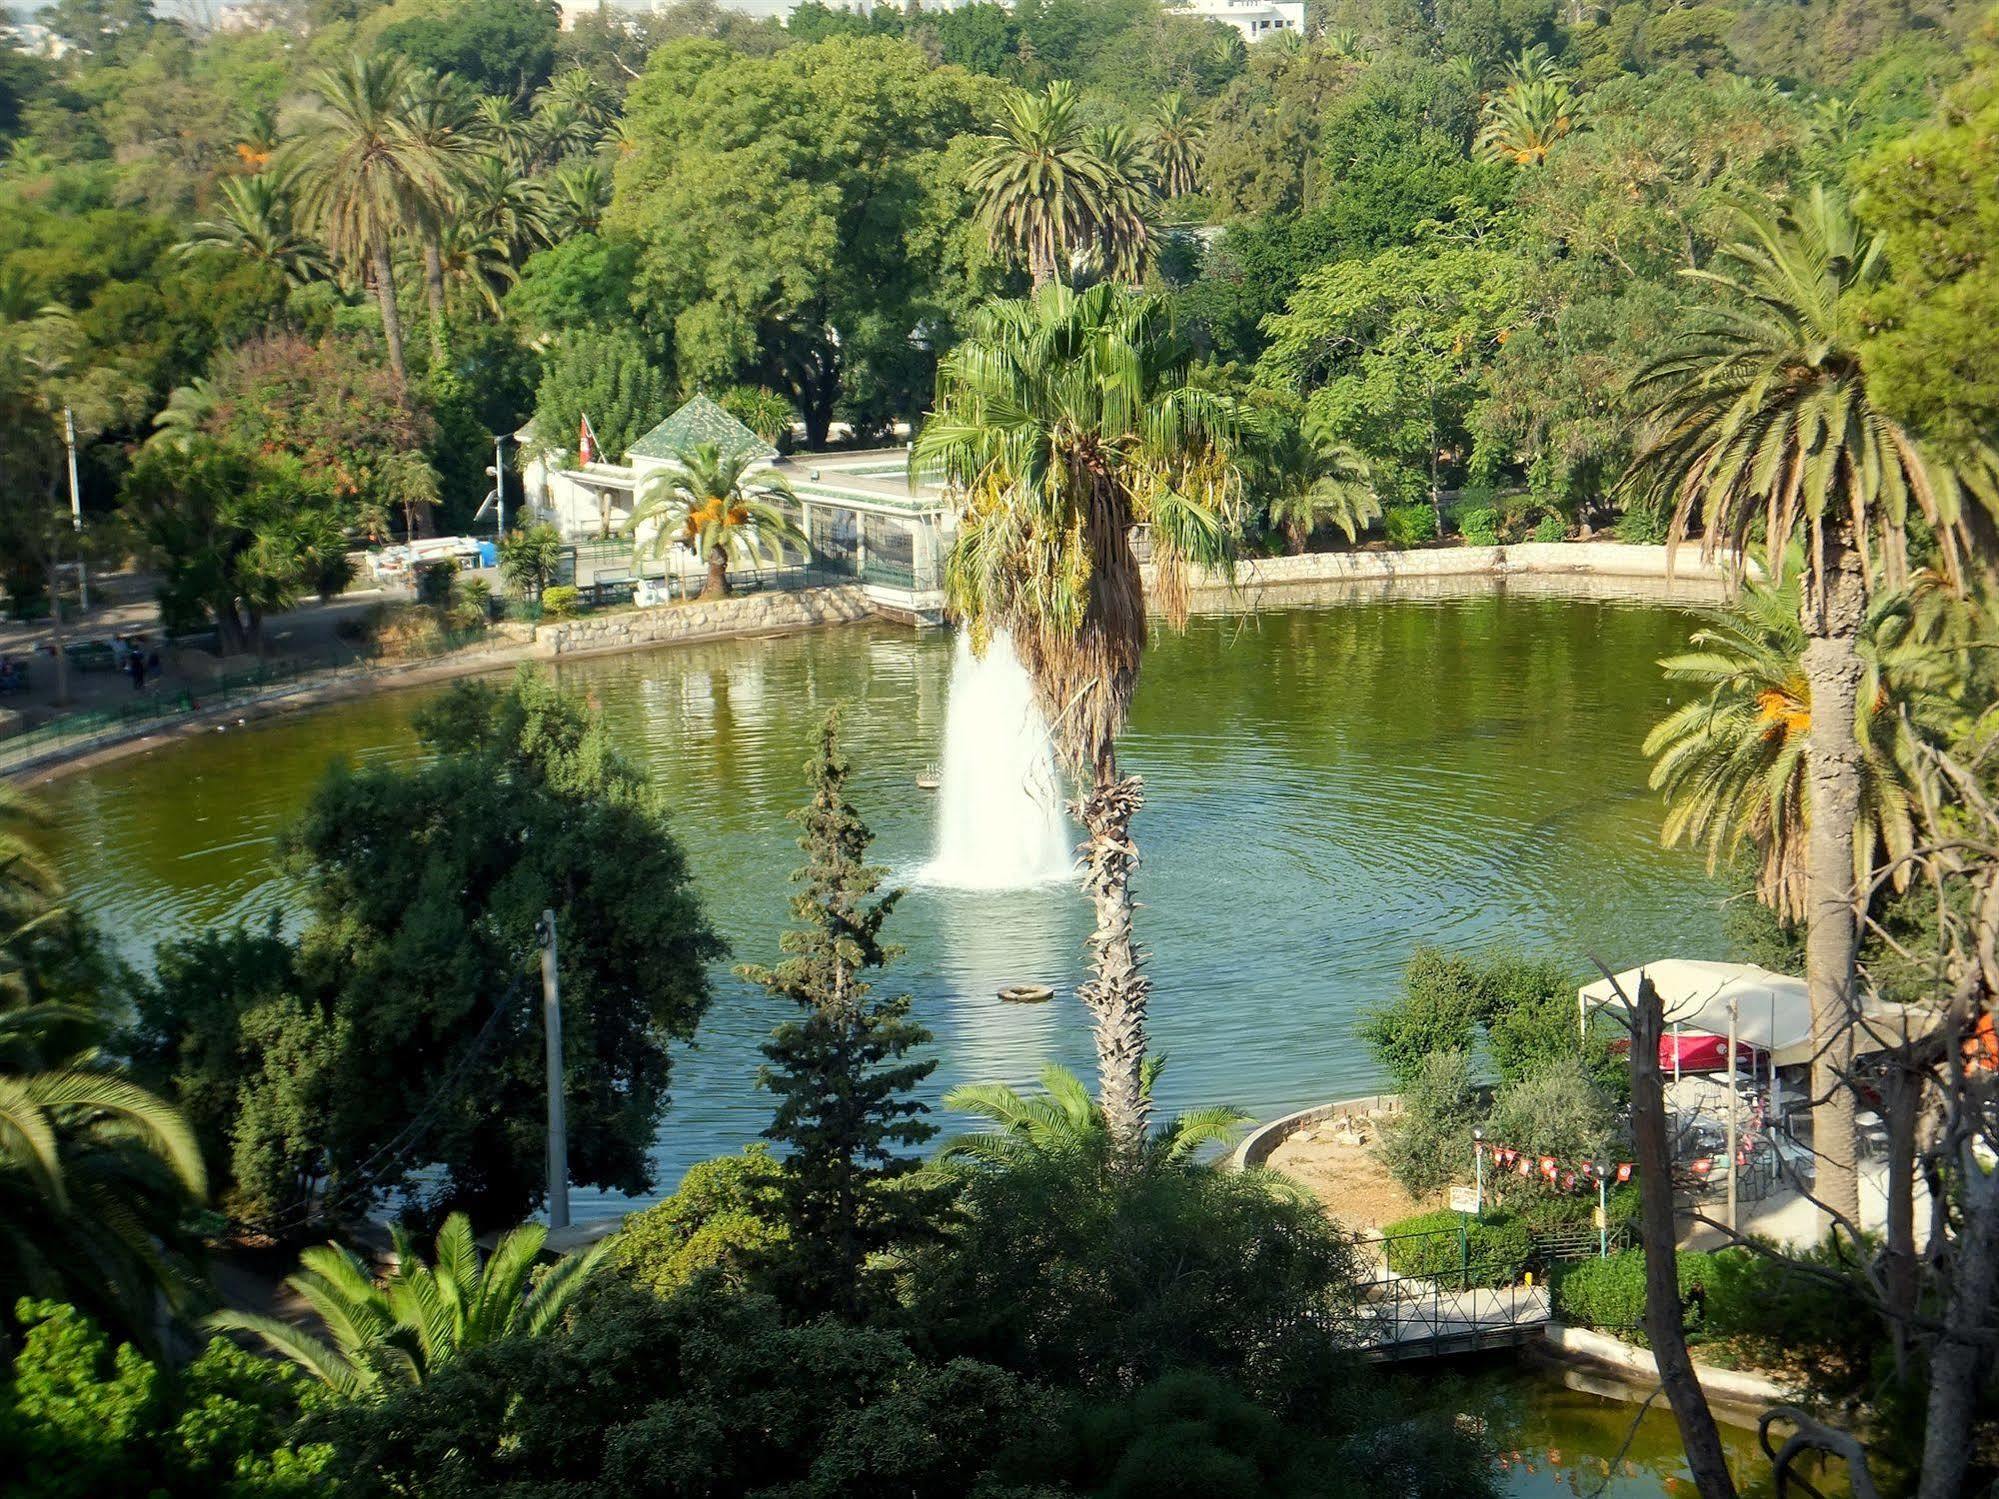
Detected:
[40,596,1726,1213]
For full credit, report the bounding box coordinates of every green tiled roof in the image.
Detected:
[626,394,778,465]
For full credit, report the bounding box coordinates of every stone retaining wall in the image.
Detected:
[1231,1093,1404,1171]
[536,585,875,658]
[1545,1323,1794,1406]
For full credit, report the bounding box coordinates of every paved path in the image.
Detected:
[1353,1275,1552,1361]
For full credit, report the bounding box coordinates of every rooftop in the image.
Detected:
[627,394,779,467]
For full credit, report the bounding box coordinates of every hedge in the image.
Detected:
[1552,1248,1737,1341]
[1381,1209,1533,1288]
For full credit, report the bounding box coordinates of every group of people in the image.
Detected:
[115,634,161,690]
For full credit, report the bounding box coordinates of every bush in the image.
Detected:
[1614,494,1670,544]
[1382,505,1437,547]
[1380,1209,1533,1288]
[612,1149,787,1298]
[1377,1049,1481,1196]
[1553,1248,1742,1339]
[414,557,459,608]
[541,583,581,620]
[1531,514,1566,543]
[903,1146,1360,1414]
[1359,948,1485,1087]
[1485,1060,1621,1183]
[1457,506,1500,546]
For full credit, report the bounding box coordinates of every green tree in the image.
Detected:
[209,1213,606,1397]
[741,712,940,1319]
[531,325,668,471]
[1626,183,1997,1224]
[914,283,1241,1154]
[497,520,564,601]
[1147,90,1205,199]
[611,1147,786,1298]
[132,670,724,1227]
[966,80,1107,289]
[377,0,561,98]
[628,441,807,599]
[287,53,442,391]
[119,439,352,651]
[175,172,328,288]
[397,66,487,353]
[0,1300,333,1499]
[1258,230,1523,531]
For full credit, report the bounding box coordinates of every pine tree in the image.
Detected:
[743,711,940,1320]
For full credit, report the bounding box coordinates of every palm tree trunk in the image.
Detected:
[421,231,447,358]
[1800,519,1866,1229]
[370,227,408,392]
[1076,764,1149,1158]
[1030,237,1056,291]
[703,546,730,599]
[1919,1162,1999,1499]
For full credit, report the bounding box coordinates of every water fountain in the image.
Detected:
[920,631,1076,890]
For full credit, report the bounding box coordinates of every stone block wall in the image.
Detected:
[535,585,876,659]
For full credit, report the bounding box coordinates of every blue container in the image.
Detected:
[477,541,499,568]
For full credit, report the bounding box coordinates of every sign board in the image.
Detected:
[1448,1186,1480,1215]
[1592,1205,1607,1230]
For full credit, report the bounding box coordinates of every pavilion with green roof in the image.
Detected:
[626,394,779,470]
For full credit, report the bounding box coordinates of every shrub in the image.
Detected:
[541,583,581,620]
[1380,1208,1533,1288]
[1359,947,1484,1087]
[1376,1049,1481,1196]
[612,1149,787,1298]
[1382,505,1436,547]
[1457,506,1499,546]
[1553,1248,1737,1339]
[903,1145,1360,1414]
[1484,1060,1621,1184]
[414,557,459,608]
[1614,494,1670,544]
[1531,514,1566,543]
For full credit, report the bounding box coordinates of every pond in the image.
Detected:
[42,587,1729,1216]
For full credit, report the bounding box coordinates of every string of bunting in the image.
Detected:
[1476,1139,1635,1191]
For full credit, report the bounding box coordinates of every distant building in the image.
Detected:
[1164,0,1305,43]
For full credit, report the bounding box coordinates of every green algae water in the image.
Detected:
[43,590,1728,1213]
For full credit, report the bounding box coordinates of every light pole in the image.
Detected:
[1472,1126,1485,1214]
[63,406,87,612]
[537,909,570,1233]
[1593,1157,1612,1257]
[1726,998,1740,1235]
[491,433,507,540]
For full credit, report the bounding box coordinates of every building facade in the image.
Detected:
[1164,0,1306,42]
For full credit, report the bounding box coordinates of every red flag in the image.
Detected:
[1539,1156,1557,1181]
[1691,1157,1713,1177]
[1559,1170,1576,1191]
[1615,1163,1633,1184]
[578,413,597,466]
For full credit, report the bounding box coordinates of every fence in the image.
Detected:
[0,624,515,777]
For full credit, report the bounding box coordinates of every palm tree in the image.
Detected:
[1,812,208,1348]
[145,377,218,454]
[209,1214,607,1397]
[374,449,442,540]
[544,161,611,240]
[941,1060,1250,1169]
[1147,92,1205,200]
[528,99,597,168]
[1080,123,1159,284]
[475,94,534,171]
[913,283,1241,1155]
[536,68,616,133]
[398,69,488,351]
[1263,429,1380,553]
[1476,74,1583,165]
[966,81,1109,290]
[177,172,329,286]
[1625,183,1998,1223]
[1644,571,1962,924]
[628,442,809,600]
[432,220,516,318]
[1322,28,1366,60]
[499,521,565,602]
[461,153,550,266]
[289,54,443,390]
[230,102,282,171]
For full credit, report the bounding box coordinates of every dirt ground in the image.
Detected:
[1263,1116,1442,1234]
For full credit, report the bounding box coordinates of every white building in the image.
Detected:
[1165,0,1305,43]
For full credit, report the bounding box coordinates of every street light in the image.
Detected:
[1472,1126,1485,1214]
[1592,1157,1613,1258]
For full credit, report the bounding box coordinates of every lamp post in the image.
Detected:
[1593,1157,1612,1258]
[63,406,87,612]
[1472,1126,1485,1214]
[1726,997,1740,1235]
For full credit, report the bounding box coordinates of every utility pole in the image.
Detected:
[1726,998,1740,1235]
[537,909,570,1232]
[63,406,87,612]
[493,434,507,540]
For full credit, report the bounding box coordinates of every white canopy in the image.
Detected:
[1578,959,1942,1068]
[1579,960,1812,1063]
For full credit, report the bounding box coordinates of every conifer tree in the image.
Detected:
[743,711,940,1319]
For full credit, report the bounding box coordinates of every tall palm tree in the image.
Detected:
[544,161,611,240]
[966,81,1109,290]
[1147,92,1205,200]
[941,1060,1250,1169]
[289,54,442,390]
[913,283,1241,1155]
[527,98,597,168]
[398,69,488,352]
[628,442,809,600]
[1644,572,1962,923]
[145,377,218,454]
[1476,74,1583,165]
[432,220,516,318]
[177,172,329,286]
[475,94,534,172]
[461,152,550,266]
[209,1214,607,1397]
[535,68,616,133]
[1080,122,1159,284]
[1626,183,1998,1223]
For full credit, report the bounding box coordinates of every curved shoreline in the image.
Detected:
[5,543,1731,786]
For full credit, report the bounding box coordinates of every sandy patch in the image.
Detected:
[1263,1117,1442,1234]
